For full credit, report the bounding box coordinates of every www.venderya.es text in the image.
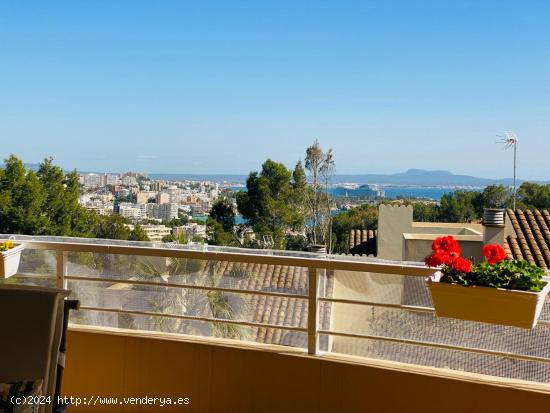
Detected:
[11,395,190,407]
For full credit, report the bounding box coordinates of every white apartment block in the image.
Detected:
[122,176,138,186]
[140,224,171,242]
[138,203,148,217]
[145,203,156,218]
[103,174,120,186]
[85,203,114,216]
[116,188,131,198]
[173,223,206,241]
[118,203,143,220]
[152,203,179,221]
[90,193,113,203]
[83,173,102,188]
[166,185,182,203]
[179,205,192,214]
[79,193,94,204]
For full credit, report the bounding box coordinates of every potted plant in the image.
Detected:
[425,235,550,328]
[0,239,24,279]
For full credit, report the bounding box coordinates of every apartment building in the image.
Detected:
[136,190,157,204]
[166,185,182,203]
[156,192,170,204]
[82,173,102,188]
[152,203,179,221]
[173,222,207,241]
[103,174,120,186]
[140,224,171,241]
[118,203,144,220]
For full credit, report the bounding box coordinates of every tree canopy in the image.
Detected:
[331,204,378,253]
[209,197,235,232]
[0,155,149,241]
[236,159,306,249]
[0,155,95,236]
[517,182,550,210]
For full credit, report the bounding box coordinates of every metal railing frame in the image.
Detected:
[7,235,550,365]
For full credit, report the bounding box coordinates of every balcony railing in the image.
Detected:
[4,234,550,385]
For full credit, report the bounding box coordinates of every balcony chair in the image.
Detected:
[0,285,79,413]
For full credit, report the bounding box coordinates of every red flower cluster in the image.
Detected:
[425,235,472,273]
[449,256,473,273]
[482,244,507,265]
[432,236,461,257]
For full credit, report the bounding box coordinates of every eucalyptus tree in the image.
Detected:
[304,140,335,250]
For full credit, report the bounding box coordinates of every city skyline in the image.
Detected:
[1,1,549,179]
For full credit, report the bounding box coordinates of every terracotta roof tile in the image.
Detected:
[534,209,550,263]
[502,237,512,258]
[348,229,377,256]
[505,236,524,261]
[505,209,550,268]
[507,209,536,265]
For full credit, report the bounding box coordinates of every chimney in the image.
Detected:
[483,208,506,246]
[309,244,327,256]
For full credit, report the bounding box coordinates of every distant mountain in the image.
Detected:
[151,170,545,187]
[8,164,548,187]
[332,169,548,187]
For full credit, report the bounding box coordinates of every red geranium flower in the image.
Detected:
[425,251,452,267]
[482,244,507,265]
[449,256,472,273]
[432,236,461,256]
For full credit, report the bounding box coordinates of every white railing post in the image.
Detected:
[56,251,68,289]
[308,267,318,355]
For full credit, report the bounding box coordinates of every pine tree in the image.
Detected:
[237,159,302,249]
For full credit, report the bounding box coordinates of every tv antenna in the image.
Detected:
[497,131,518,210]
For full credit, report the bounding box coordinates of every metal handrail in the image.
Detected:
[14,235,550,368]
[6,234,435,276]
[10,235,434,355]
[318,297,435,313]
[65,275,310,299]
[79,305,308,333]
[317,329,550,364]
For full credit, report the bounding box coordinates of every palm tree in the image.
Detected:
[137,256,253,340]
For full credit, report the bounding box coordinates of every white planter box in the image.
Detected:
[427,273,550,329]
[0,243,24,279]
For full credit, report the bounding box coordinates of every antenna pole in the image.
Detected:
[513,139,517,211]
[498,132,519,211]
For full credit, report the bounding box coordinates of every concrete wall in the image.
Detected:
[377,206,485,262]
[403,235,484,262]
[412,222,483,236]
[63,328,550,413]
[377,205,413,260]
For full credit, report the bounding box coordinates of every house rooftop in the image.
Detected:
[505,208,550,268]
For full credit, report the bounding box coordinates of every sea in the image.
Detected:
[150,173,480,202]
[239,185,477,201]
[381,187,464,201]
[192,214,247,225]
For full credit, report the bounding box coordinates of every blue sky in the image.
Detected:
[0,1,549,179]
